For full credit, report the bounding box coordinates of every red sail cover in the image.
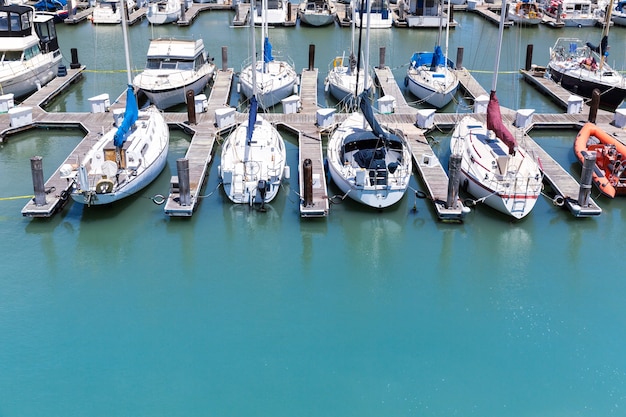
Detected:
[486,90,517,155]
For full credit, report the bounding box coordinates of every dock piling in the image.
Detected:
[303,158,313,207]
[589,89,600,123]
[379,47,386,69]
[446,154,462,209]
[180,3,186,23]
[221,46,228,71]
[70,48,81,69]
[308,44,315,71]
[456,47,464,69]
[578,151,596,206]
[30,156,46,206]
[176,158,191,206]
[525,44,533,71]
[186,90,196,125]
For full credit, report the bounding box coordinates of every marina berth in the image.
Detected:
[0,4,63,98]
[507,0,543,25]
[90,0,136,24]
[298,0,337,26]
[146,0,182,24]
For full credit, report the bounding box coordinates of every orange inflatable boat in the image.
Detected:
[574,122,626,198]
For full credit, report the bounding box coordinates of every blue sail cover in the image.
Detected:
[430,45,445,68]
[358,89,388,141]
[246,95,258,143]
[114,85,139,148]
[263,37,274,63]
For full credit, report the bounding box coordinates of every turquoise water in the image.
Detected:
[1,10,626,417]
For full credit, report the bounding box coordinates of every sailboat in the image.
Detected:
[405,0,458,108]
[546,0,626,110]
[449,0,543,219]
[325,0,372,108]
[61,0,169,206]
[219,0,287,206]
[298,0,337,26]
[238,0,297,109]
[146,0,181,25]
[326,0,412,209]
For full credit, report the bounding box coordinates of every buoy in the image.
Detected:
[283,165,290,179]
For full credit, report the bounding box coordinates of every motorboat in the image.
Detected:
[239,0,297,109]
[146,0,181,25]
[252,0,289,25]
[547,36,626,110]
[327,0,412,209]
[574,122,626,198]
[542,0,597,26]
[353,0,392,27]
[299,0,336,26]
[449,0,543,219]
[508,0,543,25]
[133,38,215,109]
[63,2,169,206]
[0,4,63,98]
[405,1,458,109]
[90,0,135,24]
[220,0,287,207]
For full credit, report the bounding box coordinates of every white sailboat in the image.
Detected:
[299,0,337,26]
[0,5,63,98]
[326,0,412,209]
[133,38,215,110]
[353,0,391,28]
[449,0,542,219]
[90,0,135,24]
[238,0,297,109]
[325,0,372,108]
[405,0,458,108]
[61,0,169,206]
[219,0,287,206]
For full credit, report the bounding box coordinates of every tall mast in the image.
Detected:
[491,0,507,92]
[600,0,614,70]
[251,0,257,95]
[120,0,132,85]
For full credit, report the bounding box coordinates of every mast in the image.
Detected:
[491,0,507,92]
[251,0,257,94]
[444,0,450,71]
[600,0,614,70]
[261,0,266,73]
[120,0,132,85]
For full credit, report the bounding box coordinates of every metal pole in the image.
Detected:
[177,158,191,206]
[446,154,462,209]
[578,151,596,206]
[30,156,46,206]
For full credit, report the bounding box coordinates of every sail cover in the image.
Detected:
[114,85,139,148]
[486,90,517,155]
[359,89,388,141]
[586,35,608,57]
[263,37,274,63]
[430,45,445,69]
[246,95,258,144]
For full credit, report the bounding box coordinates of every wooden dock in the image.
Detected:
[374,67,468,221]
[471,4,513,27]
[455,67,488,101]
[163,69,233,216]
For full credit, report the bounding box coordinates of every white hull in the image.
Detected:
[146,2,180,24]
[136,71,212,109]
[327,112,412,209]
[91,0,135,23]
[450,115,543,219]
[406,67,458,108]
[67,107,170,206]
[300,11,335,25]
[239,59,297,109]
[613,13,626,25]
[326,63,371,106]
[220,116,286,204]
[354,9,392,27]
[0,52,62,98]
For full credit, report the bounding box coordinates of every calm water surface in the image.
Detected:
[0,9,625,417]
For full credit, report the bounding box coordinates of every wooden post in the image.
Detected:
[186,90,196,125]
[448,3,453,22]
[456,47,464,70]
[379,46,386,69]
[222,46,228,71]
[589,89,600,123]
[525,44,533,71]
[578,151,596,206]
[303,158,313,207]
[30,156,46,206]
[70,48,81,69]
[308,44,315,71]
[177,158,191,206]
[446,154,462,209]
[556,3,562,23]
[180,2,186,23]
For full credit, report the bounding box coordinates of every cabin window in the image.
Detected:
[20,11,31,30]
[146,58,161,69]
[2,51,23,62]
[24,45,41,61]
[194,55,205,70]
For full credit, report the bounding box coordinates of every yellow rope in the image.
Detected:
[0,195,33,201]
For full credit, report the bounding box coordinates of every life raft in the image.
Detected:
[574,122,626,198]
